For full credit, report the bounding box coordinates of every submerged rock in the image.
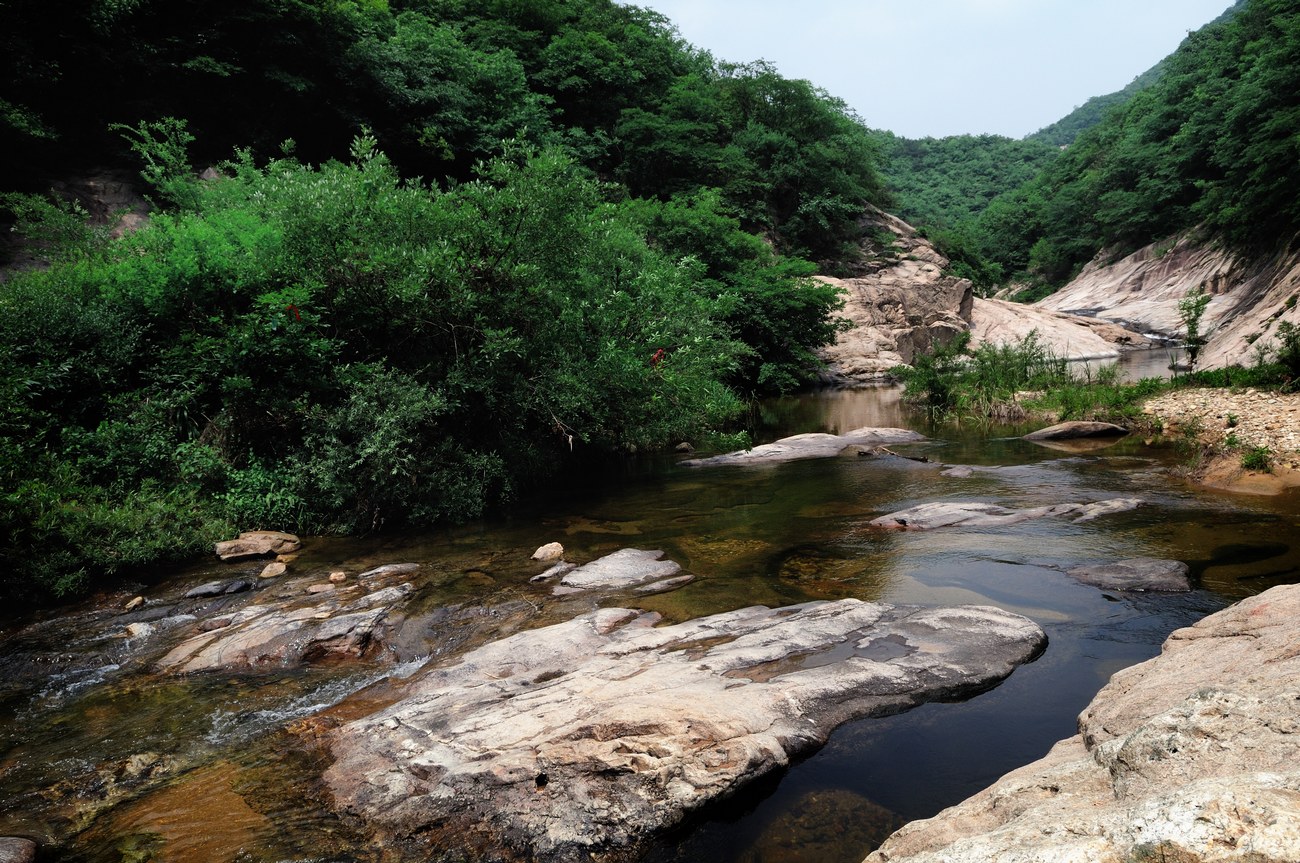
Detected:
[1066,558,1191,592]
[865,584,1300,863]
[324,599,1045,861]
[869,498,1142,530]
[184,579,254,599]
[683,427,924,467]
[213,531,301,561]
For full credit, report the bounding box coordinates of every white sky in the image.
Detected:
[632,0,1234,139]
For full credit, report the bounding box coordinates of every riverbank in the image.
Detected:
[1141,386,1300,494]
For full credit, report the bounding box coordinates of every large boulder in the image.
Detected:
[864,584,1300,863]
[214,531,301,561]
[683,427,924,467]
[323,599,1046,861]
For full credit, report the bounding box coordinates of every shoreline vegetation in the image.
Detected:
[892,331,1300,491]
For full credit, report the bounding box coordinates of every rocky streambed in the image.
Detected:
[1,390,1298,863]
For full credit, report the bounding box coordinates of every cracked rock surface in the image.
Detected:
[323,599,1045,861]
[865,584,1300,863]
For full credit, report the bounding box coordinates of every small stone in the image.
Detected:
[259,561,287,579]
[124,595,145,612]
[307,583,336,594]
[329,571,348,583]
[197,617,232,632]
[276,553,300,563]
[531,542,565,562]
[0,837,37,863]
[674,442,695,453]
[125,622,155,639]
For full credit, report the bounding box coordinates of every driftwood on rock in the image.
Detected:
[323,599,1045,861]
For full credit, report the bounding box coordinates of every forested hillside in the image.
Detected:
[0,0,889,603]
[969,0,1291,291]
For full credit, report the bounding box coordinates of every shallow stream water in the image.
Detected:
[1,356,1297,863]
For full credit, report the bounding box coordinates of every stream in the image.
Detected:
[2,354,1297,863]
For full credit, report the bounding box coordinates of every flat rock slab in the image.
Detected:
[157,584,413,673]
[682,427,924,467]
[1066,557,1191,592]
[1023,421,1129,441]
[324,599,1045,861]
[869,498,1142,530]
[865,584,1300,863]
[555,548,681,593]
[184,579,254,598]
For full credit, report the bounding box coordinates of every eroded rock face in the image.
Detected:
[1035,230,1300,371]
[972,297,1151,361]
[682,427,924,467]
[157,583,414,673]
[818,209,974,383]
[865,584,1300,863]
[869,498,1142,531]
[324,599,1046,861]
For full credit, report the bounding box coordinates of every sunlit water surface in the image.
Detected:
[1,356,1296,863]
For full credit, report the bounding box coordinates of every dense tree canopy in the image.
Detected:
[0,0,890,602]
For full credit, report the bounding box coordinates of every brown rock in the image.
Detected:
[328,571,348,584]
[258,562,287,579]
[123,596,145,612]
[214,531,301,561]
[1023,421,1129,441]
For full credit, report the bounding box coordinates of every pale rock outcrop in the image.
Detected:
[553,548,682,593]
[682,427,923,467]
[865,584,1300,863]
[819,209,974,383]
[1037,231,1300,370]
[971,297,1150,359]
[157,582,413,673]
[869,498,1142,531]
[324,599,1046,861]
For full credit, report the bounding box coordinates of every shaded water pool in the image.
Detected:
[1,384,1297,863]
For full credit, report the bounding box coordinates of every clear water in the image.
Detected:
[1,379,1297,863]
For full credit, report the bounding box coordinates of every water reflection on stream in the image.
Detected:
[2,351,1298,863]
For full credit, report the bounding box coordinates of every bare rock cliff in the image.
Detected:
[817,209,972,384]
[1036,232,1300,369]
[820,210,1150,384]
